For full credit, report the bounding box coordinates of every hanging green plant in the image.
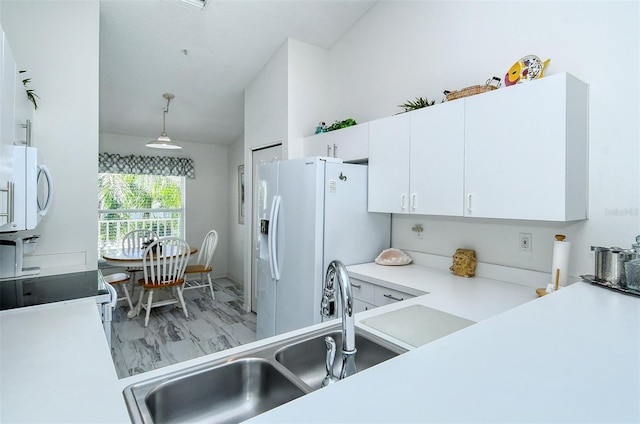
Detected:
[398,97,435,113]
[19,70,40,110]
[326,118,357,132]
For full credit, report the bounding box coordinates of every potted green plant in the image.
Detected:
[398,97,435,113]
[326,118,357,132]
[19,70,40,110]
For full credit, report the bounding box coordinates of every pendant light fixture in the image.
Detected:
[146,92,181,150]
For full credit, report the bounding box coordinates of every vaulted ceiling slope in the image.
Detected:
[99,0,377,146]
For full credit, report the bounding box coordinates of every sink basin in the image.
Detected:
[275,329,404,390]
[124,358,305,424]
[123,324,406,423]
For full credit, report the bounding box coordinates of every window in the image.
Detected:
[98,173,185,254]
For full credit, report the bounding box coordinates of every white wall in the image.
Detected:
[328,1,640,279]
[1,1,100,276]
[287,38,330,157]
[227,133,244,284]
[243,40,288,308]
[99,133,229,278]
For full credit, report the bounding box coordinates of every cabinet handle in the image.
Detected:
[21,120,32,146]
[333,143,338,158]
[400,194,406,210]
[383,293,404,302]
[351,283,362,289]
[466,193,473,212]
[326,144,332,157]
[411,193,417,210]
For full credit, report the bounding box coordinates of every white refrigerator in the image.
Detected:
[256,156,390,340]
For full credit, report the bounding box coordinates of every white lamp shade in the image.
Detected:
[146,133,182,150]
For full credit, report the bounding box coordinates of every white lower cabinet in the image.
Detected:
[374,285,412,307]
[351,278,414,312]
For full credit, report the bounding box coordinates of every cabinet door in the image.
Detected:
[353,298,374,313]
[368,113,410,213]
[464,74,587,220]
[350,278,375,305]
[303,131,334,158]
[332,123,369,162]
[410,101,465,216]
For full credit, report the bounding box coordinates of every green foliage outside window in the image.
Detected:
[98,173,184,252]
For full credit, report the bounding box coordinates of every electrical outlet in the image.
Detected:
[519,233,532,252]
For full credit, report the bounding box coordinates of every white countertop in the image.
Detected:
[0,299,129,423]
[248,282,640,423]
[2,263,638,423]
[349,262,538,321]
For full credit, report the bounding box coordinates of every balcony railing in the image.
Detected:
[98,208,183,255]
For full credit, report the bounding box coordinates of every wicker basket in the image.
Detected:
[444,76,502,101]
[445,84,497,101]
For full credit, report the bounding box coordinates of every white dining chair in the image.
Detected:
[184,230,218,299]
[134,237,191,327]
[122,229,158,294]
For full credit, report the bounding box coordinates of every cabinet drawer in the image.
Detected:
[374,286,413,306]
[350,278,375,305]
[353,298,375,313]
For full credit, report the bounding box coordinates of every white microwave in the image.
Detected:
[0,146,53,232]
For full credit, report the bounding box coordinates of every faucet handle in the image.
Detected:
[321,336,338,387]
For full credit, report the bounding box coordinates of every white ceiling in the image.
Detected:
[99,0,377,146]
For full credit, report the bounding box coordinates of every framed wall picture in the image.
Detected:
[238,165,245,224]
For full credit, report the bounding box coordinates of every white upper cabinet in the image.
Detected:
[464,73,588,221]
[410,100,465,216]
[367,72,588,221]
[303,123,369,162]
[368,113,410,213]
[369,101,465,215]
[303,131,334,157]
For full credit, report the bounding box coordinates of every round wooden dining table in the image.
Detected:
[102,245,197,268]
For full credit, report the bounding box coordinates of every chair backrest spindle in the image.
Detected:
[142,237,190,286]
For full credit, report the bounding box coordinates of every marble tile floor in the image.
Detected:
[110,278,256,379]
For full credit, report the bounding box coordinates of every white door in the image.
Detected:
[251,144,281,313]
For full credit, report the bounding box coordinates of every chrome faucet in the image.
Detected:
[320,260,357,386]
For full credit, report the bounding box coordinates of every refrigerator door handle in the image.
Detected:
[270,195,282,281]
[267,196,277,279]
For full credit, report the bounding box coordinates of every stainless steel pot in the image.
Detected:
[591,246,636,286]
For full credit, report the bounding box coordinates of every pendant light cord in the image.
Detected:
[161,96,172,136]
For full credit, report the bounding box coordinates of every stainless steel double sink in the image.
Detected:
[123,324,407,423]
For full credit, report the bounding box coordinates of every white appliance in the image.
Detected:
[0,145,53,232]
[256,157,390,339]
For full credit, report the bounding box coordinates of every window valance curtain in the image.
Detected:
[98,152,195,179]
